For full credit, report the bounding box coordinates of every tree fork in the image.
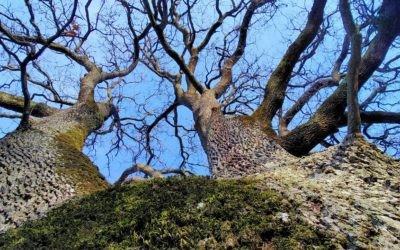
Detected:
[280,0,400,156]
[252,0,327,131]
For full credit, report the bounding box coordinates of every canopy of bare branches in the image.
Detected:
[1,0,399,179]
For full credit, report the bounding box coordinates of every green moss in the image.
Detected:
[55,130,109,195]
[0,91,56,117]
[56,127,90,151]
[0,177,338,249]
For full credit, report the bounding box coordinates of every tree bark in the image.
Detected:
[190,93,400,248]
[339,0,362,139]
[0,102,110,232]
[256,139,400,249]
[0,91,57,117]
[252,0,327,132]
[280,0,400,156]
[190,91,292,178]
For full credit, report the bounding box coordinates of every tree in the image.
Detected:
[0,0,149,231]
[138,0,400,177]
[0,0,399,236]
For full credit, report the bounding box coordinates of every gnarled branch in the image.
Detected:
[281,0,400,156]
[252,0,327,131]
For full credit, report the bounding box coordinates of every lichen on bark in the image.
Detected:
[255,140,400,249]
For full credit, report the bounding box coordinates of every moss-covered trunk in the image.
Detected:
[0,103,110,232]
[255,140,400,249]
[1,142,398,249]
[191,93,400,248]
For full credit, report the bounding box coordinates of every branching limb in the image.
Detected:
[213,0,272,98]
[196,0,246,52]
[0,0,79,128]
[340,0,362,138]
[101,0,151,81]
[281,0,400,156]
[145,101,178,165]
[0,113,22,119]
[143,0,205,94]
[279,34,349,125]
[115,163,195,186]
[160,169,195,176]
[252,0,327,131]
[332,35,350,81]
[282,78,337,127]
[114,163,164,185]
[360,79,389,110]
[0,91,57,117]
[338,111,400,126]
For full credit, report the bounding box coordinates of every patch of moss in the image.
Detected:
[56,127,90,151]
[55,131,109,195]
[0,177,338,249]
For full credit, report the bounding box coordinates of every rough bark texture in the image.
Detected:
[252,0,327,132]
[0,91,57,117]
[205,111,291,178]
[191,91,290,178]
[194,100,399,248]
[0,103,110,232]
[281,0,400,156]
[255,140,400,249]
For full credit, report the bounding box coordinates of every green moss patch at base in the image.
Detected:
[0,177,338,249]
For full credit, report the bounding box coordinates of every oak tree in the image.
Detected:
[1,0,399,234]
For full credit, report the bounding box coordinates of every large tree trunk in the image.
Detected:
[257,139,400,248]
[192,97,400,248]
[191,91,292,179]
[201,111,292,178]
[0,102,110,232]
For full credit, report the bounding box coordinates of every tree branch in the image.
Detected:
[196,0,246,52]
[340,0,362,138]
[114,163,164,185]
[283,78,337,126]
[281,0,400,156]
[213,0,271,98]
[252,0,327,131]
[339,111,400,126]
[143,0,205,94]
[0,91,57,117]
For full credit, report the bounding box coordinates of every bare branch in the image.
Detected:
[340,0,362,138]
[283,78,337,126]
[252,0,327,131]
[213,0,272,98]
[114,163,164,185]
[338,111,400,126]
[0,91,57,117]
[281,0,400,156]
[143,0,205,94]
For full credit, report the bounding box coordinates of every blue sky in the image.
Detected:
[1,0,399,183]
